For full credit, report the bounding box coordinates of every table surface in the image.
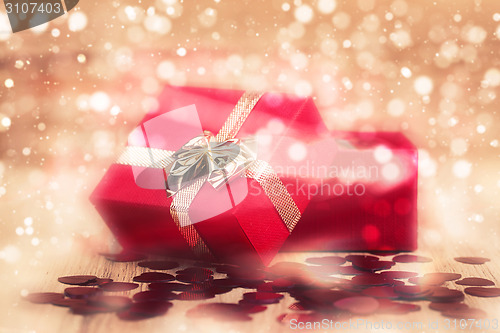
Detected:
[2,236,499,333]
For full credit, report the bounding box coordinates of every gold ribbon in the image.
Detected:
[117,91,301,260]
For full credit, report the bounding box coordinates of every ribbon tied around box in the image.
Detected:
[166,130,257,197]
[116,92,301,260]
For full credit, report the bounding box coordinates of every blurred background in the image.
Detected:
[0,0,499,328]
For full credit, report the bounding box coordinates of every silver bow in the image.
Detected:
[165,131,257,197]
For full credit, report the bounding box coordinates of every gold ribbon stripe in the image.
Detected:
[215,92,264,142]
[170,177,214,259]
[116,146,174,169]
[245,160,301,233]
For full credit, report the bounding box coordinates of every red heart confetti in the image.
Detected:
[133,290,177,302]
[379,271,419,279]
[442,308,487,319]
[464,287,500,297]
[426,287,465,303]
[64,287,103,299]
[242,292,284,304]
[455,277,494,286]
[99,282,139,292]
[392,254,433,263]
[454,257,490,265]
[87,295,132,310]
[57,275,98,286]
[429,302,469,312]
[361,286,399,299]
[25,292,65,304]
[26,252,498,323]
[133,272,175,283]
[334,296,380,314]
[148,282,190,292]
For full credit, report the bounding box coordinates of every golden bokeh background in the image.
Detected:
[0,0,499,331]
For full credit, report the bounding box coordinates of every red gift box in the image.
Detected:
[281,131,418,252]
[90,86,327,266]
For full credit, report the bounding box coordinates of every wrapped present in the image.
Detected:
[90,86,327,266]
[280,131,418,252]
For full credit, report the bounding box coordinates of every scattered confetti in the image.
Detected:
[87,295,132,311]
[242,292,284,305]
[426,287,465,303]
[99,282,139,292]
[379,271,419,279]
[133,272,175,283]
[51,298,87,307]
[455,277,495,287]
[133,290,176,302]
[57,275,98,286]
[392,254,433,263]
[148,282,190,292]
[334,296,379,314]
[25,292,64,304]
[442,308,487,319]
[64,287,102,299]
[138,260,179,270]
[454,257,491,265]
[464,287,500,298]
[429,302,469,312]
[24,252,499,322]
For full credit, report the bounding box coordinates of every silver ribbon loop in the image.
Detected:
[165,130,257,197]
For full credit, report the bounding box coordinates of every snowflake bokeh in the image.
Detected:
[0,0,499,295]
